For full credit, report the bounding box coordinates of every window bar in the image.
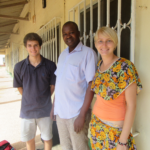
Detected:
[97,0,101,30]
[84,0,86,45]
[52,21,55,62]
[47,25,49,59]
[47,24,49,42]
[17,49,19,63]
[68,11,70,20]
[43,27,44,55]
[45,27,47,58]
[44,26,47,58]
[12,43,14,69]
[73,8,75,22]
[16,50,17,63]
[50,21,52,60]
[46,25,48,58]
[117,0,121,57]
[40,30,42,55]
[49,22,51,59]
[97,0,101,60]
[41,28,43,55]
[107,0,110,27]
[130,0,135,63]
[48,43,50,60]
[78,5,80,31]
[90,0,93,49]
[47,44,49,59]
[44,26,46,57]
[55,18,58,63]
[23,45,24,59]
[45,26,47,43]
[51,22,53,61]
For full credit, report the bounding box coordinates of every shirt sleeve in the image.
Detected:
[84,50,98,83]
[54,69,57,76]
[125,61,142,94]
[13,64,22,87]
[50,62,57,85]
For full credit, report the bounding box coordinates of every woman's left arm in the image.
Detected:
[117,82,137,149]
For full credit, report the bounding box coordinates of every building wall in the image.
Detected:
[5,0,65,74]
[5,0,150,149]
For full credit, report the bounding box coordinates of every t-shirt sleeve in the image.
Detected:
[13,64,22,87]
[50,62,57,85]
[84,50,98,83]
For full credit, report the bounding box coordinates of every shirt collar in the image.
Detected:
[65,42,83,53]
[25,55,45,65]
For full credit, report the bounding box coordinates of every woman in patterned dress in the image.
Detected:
[90,27,142,150]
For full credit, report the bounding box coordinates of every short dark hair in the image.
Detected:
[23,33,42,47]
[62,21,79,31]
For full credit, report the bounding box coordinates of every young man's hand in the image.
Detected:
[50,107,56,121]
[74,115,85,133]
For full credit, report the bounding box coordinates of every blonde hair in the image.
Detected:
[94,27,118,48]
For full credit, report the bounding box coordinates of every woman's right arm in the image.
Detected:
[117,82,137,150]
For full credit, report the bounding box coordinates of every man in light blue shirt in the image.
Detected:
[50,21,97,150]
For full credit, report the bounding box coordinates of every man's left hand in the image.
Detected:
[74,115,85,133]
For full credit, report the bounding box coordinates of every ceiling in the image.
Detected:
[0,0,28,50]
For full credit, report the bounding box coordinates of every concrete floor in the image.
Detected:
[0,67,61,150]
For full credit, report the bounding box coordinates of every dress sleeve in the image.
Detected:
[91,58,142,100]
[84,50,98,83]
[91,60,101,91]
[124,61,142,94]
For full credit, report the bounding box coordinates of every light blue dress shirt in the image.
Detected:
[54,42,98,119]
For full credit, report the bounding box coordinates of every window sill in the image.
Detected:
[132,132,139,137]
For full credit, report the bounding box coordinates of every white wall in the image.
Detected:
[134,0,150,149]
[0,55,5,65]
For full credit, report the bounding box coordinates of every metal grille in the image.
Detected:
[68,0,135,62]
[37,17,61,64]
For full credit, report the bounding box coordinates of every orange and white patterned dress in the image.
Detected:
[90,57,142,150]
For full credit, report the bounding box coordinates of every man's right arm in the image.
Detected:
[50,96,56,121]
[13,63,23,94]
[18,87,23,95]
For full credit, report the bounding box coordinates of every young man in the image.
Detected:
[13,33,56,150]
[50,21,97,150]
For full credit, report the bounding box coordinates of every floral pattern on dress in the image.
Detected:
[90,114,137,150]
[91,57,142,100]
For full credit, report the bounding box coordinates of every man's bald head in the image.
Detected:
[62,21,79,32]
